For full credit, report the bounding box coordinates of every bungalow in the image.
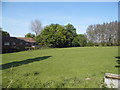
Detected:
[2,37,37,53]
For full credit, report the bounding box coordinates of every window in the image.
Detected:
[25,43,29,45]
[13,42,16,45]
[20,42,23,45]
[4,42,10,46]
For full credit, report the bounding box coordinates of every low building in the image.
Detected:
[104,73,120,88]
[2,37,37,53]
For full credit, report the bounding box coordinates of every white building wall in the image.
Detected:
[104,77,120,88]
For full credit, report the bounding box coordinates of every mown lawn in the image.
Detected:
[1,47,118,88]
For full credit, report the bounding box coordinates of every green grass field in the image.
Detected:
[1,47,118,88]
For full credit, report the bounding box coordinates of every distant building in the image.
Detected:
[2,37,37,53]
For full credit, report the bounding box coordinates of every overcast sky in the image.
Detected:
[2,2,118,37]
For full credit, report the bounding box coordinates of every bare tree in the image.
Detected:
[30,19,43,36]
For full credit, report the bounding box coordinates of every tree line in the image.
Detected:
[26,20,118,47]
[86,21,119,46]
[1,20,119,48]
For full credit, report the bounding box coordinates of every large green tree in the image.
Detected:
[36,24,88,48]
[64,24,77,46]
[38,24,67,47]
[37,24,78,48]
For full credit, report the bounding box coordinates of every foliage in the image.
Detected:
[2,47,118,88]
[36,24,83,48]
[0,28,10,37]
[64,24,77,47]
[86,41,94,46]
[31,20,119,47]
[72,34,87,47]
[25,33,35,39]
[86,21,118,46]
[39,24,67,47]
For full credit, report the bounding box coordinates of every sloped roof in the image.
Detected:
[16,37,36,43]
[2,37,36,43]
